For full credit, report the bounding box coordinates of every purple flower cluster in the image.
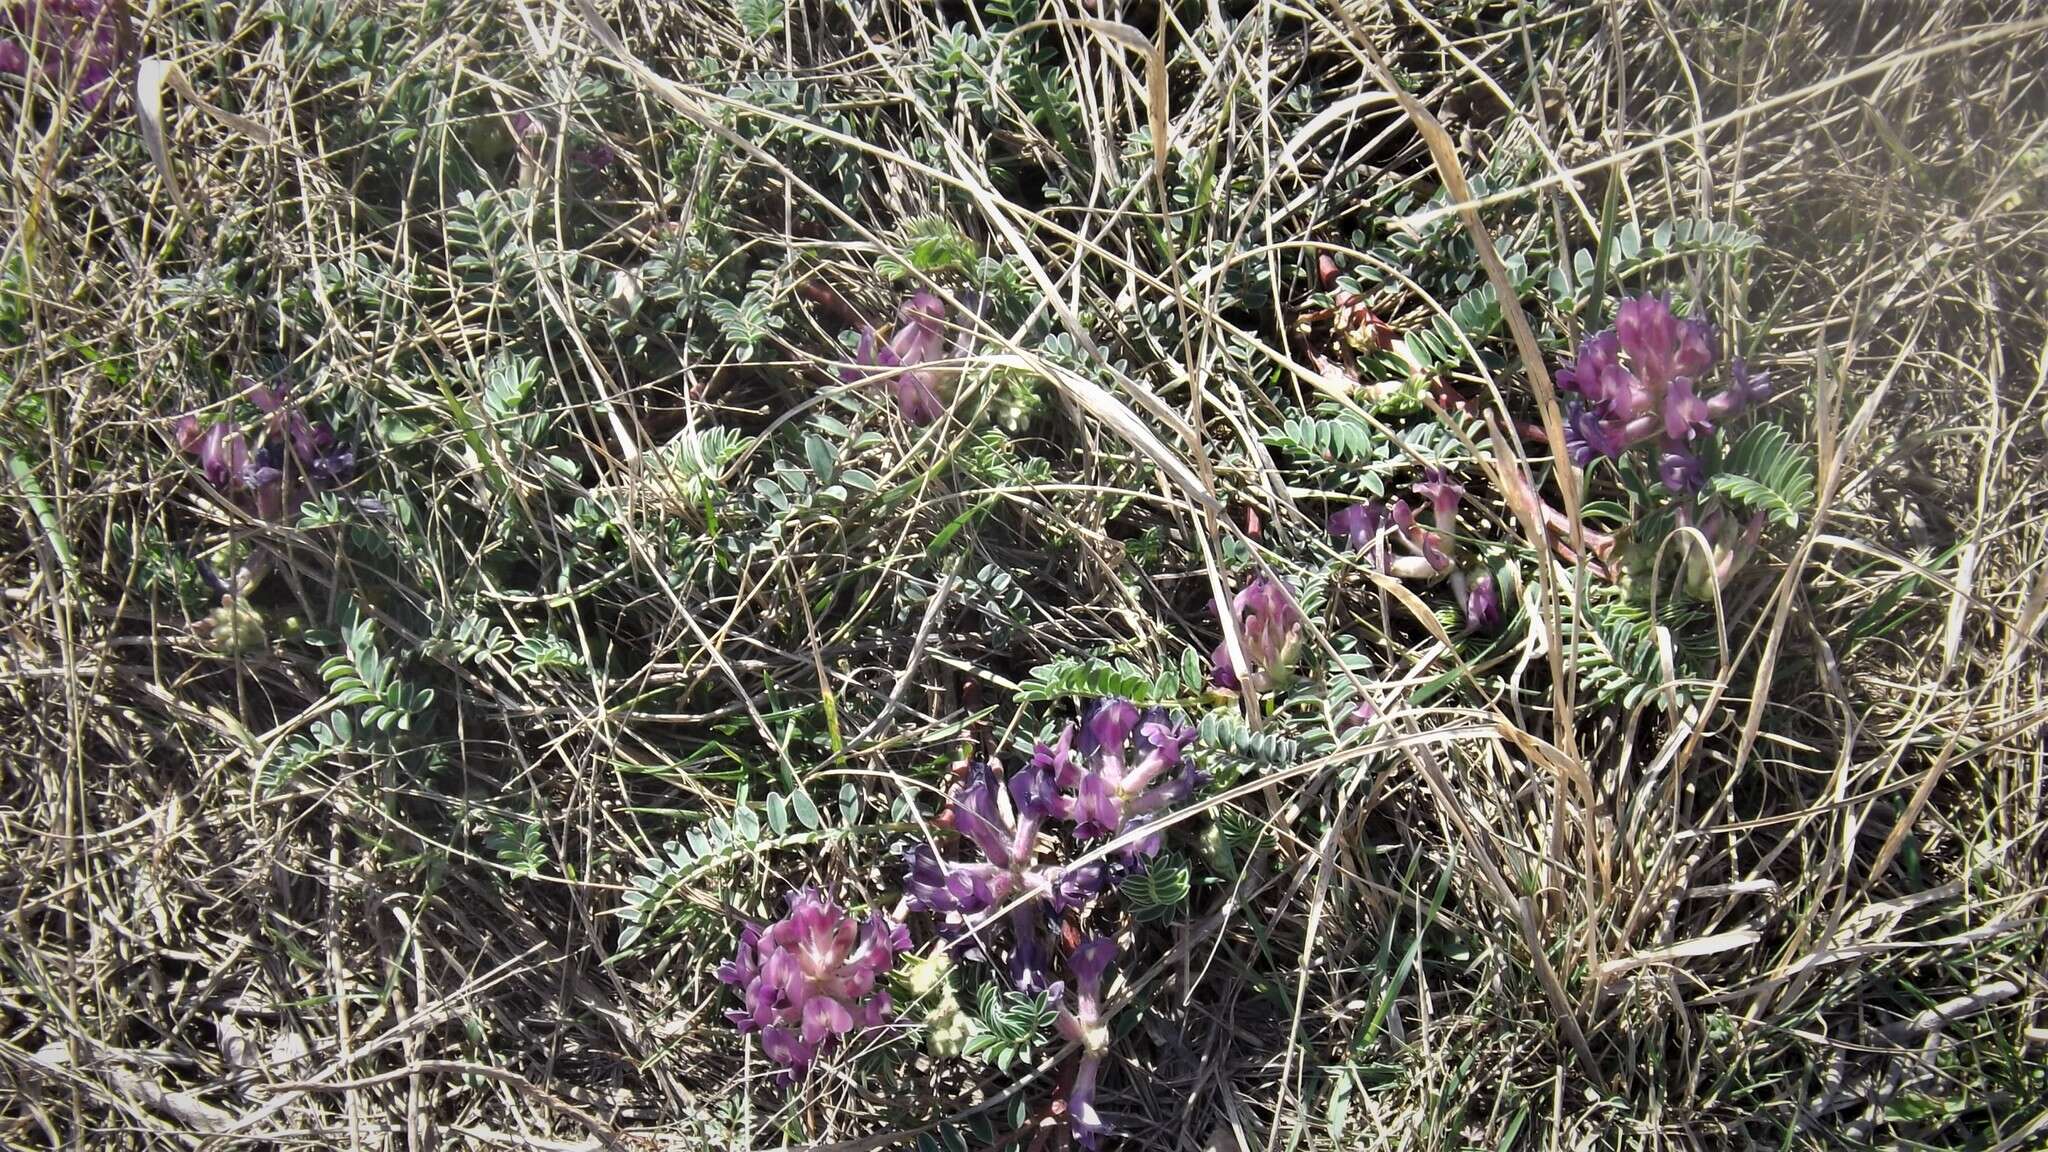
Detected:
[716,888,909,1076]
[842,291,974,425]
[903,701,1200,990]
[174,382,357,521]
[1329,468,1504,633]
[1209,576,1305,693]
[1,0,125,114]
[1556,295,1771,492]
[1052,936,1117,1149]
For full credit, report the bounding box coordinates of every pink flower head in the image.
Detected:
[841,291,975,425]
[716,888,907,1075]
[1553,294,1748,486]
[1210,576,1305,693]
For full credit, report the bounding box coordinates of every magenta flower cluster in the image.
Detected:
[1556,294,1770,492]
[1209,576,1306,692]
[842,291,974,425]
[903,699,1199,990]
[715,888,910,1076]
[175,382,358,521]
[1328,468,1503,633]
[1,0,125,114]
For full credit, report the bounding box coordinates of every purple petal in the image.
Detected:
[1069,1052,1110,1148]
[1616,295,1680,389]
[1049,861,1110,911]
[891,369,945,425]
[1662,376,1712,442]
[1328,502,1385,553]
[1079,699,1140,760]
[889,293,947,365]
[1658,444,1705,494]
[1463,570,1503,633]
[1069,936,1116,1026]
[1071,771,1122,840]
[1208,640,1241,690]
[1008,906,1053,993]
[800,995,853,1045]
[1674,317,1717,380]
[948,759,1016,869]
[1412,468,1465,530]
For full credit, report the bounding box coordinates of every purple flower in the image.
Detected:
[1055,937,1117,1149]
[1709,358,1772,421]
[1658,443,1704,494]
[1057,702,1201,864]
[1048,860,1111,910]
[177,417,251,489]
[1565,399,1630,465]
[1055,937,1115,1046]
[1556,329,1631,411]
[1007,905,1054,993]
[948,759,1020,870]
[1556,294,1743,473]
[904,754,1085,976]
[174,381,361,520]
[842,291,973,425]
[1460,570,1502,633]
[253,382,356,485]
[1615,295,1683,389]
[1662,375,1711,443]
[904,706,1196,987]
[1673,316,1717,381]
[1412,467,1464,531]
[1210,577,1305,693]
[1078,698,1139,772]
[716,888,907,1076]
[1,0,127,114]
[1328,502,1386,557]
[1331,499,1458,580]
[902,842,1011,917]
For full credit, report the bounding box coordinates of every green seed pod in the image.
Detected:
[206,602,268,656]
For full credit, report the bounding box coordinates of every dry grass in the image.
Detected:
[2,0,2045,1149]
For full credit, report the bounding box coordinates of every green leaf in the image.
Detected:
[1710,421,1814,528]
[733,0,783,38]
[792,789,822,830]
[1121,853,1191,921]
